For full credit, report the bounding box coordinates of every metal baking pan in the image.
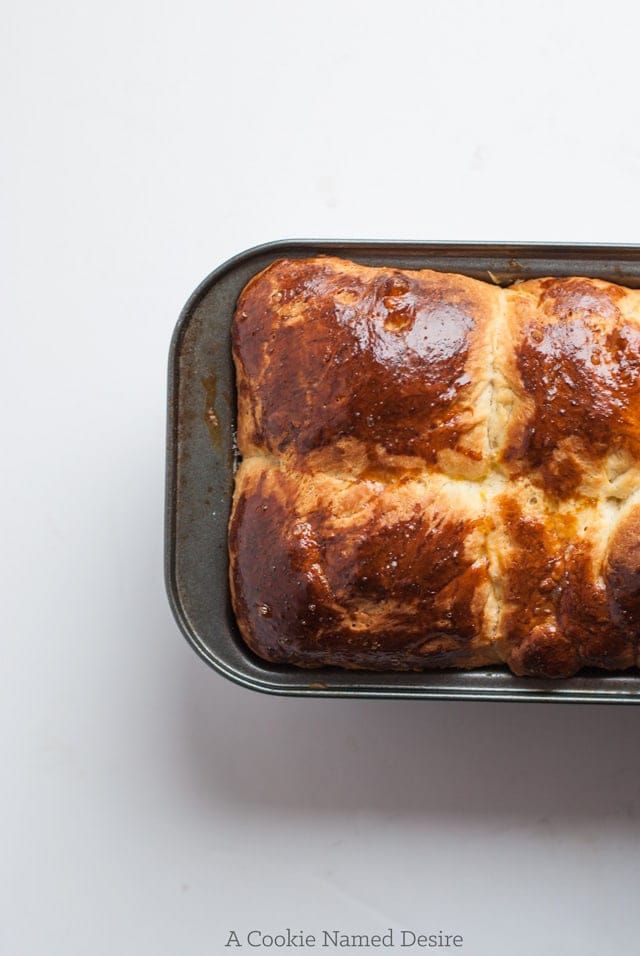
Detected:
[165,240,640,703]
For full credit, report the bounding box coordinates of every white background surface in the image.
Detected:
[3,1,640,953]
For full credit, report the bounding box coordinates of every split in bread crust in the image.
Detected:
[229,257,640,677]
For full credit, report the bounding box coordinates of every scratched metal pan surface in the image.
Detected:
[166,240,640,703]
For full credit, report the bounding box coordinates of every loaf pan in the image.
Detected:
[165,240,640,703]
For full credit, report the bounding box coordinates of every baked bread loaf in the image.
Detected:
[229,256,640,677]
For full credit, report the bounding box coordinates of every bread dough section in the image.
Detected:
[229,458,498,670]
[496,277,640,500]
[233,257,500,481]
[488,480,635,676]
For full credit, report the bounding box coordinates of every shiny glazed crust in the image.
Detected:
[229,257,640,677]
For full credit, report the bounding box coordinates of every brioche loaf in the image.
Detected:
[229,257,640,677]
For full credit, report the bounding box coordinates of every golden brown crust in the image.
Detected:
[490,485,634,676]
[229,460,497,670]
[498,277,640,500]
[230,256,640,678]
[233,257,498,481]
[605,501,640,648]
